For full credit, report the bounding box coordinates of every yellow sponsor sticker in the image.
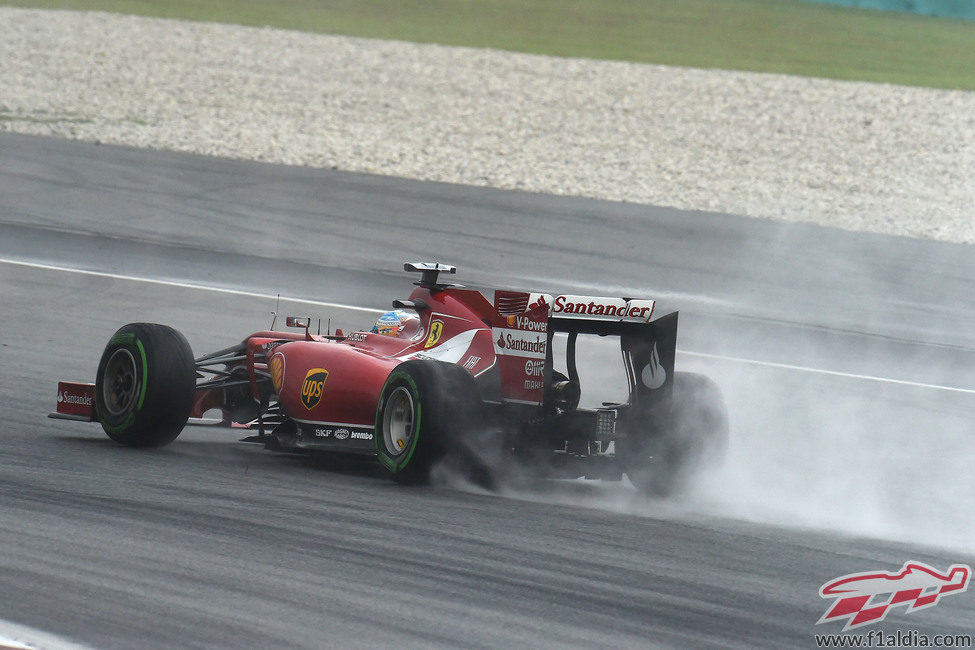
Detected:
[425,320,444,348]
[269,354,285,392]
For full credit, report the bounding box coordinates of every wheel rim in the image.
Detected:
[103,348,138,416]
[382,386,415,457]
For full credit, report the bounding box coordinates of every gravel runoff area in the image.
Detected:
[2,8,974,244]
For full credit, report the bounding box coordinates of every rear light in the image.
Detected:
[595,409,616,441]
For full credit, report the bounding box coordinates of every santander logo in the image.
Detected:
[552,295,655,322]
[58,390,92,406]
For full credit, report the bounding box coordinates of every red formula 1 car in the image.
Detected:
[50,263,727,495]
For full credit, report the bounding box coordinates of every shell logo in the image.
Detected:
[269,354,285,393]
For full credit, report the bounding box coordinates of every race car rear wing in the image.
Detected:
[491,291,676,408]
[549,310,677,413]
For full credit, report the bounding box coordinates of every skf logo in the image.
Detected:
[269,354,285,393]
[818,561,971,631]
[425,320,444,348]
[300,368,328,410]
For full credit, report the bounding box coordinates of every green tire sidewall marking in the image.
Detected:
[397,376,422,472]
[135,338,148,411]
[378,371,423,473]
[99,332,148,433]
[102,412,136,434]
[109,332,136,346]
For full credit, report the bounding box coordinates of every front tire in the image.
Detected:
[375,360,480,484]
[94,323,195,447]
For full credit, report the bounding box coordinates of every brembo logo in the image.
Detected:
[300,368,329,410]
[818,561,971,631]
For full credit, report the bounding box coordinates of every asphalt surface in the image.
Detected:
[0,132,973,648]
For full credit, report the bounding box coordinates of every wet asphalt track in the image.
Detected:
[1,133,973,648]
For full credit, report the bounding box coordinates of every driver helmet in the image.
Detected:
[371,309,420,338]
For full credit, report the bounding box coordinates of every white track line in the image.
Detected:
[679,350,975,395]
[0,637,31,650]
[0,257,383,314]
[0,619,93,650]
[4,256,973,395]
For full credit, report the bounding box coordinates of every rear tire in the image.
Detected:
[374,360,481,484]
[94,323,195,448]
[622,372,728,497]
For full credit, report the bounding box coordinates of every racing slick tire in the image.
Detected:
[621,371,728,497]
[374,360,481,485]
[94,323,195,448]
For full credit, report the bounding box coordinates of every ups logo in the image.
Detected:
[300,368,329,410]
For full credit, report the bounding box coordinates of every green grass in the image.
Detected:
[4,0,975,89]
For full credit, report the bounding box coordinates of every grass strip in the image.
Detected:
[3,0,974,89]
